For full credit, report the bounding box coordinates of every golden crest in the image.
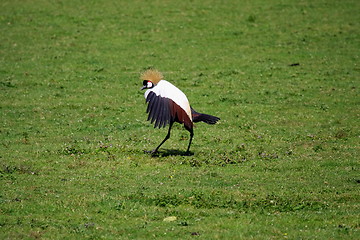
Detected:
[140,69,163,84]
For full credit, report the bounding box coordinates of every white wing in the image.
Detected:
[145,80,192,121]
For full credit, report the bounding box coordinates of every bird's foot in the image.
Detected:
[184,151,194,156]
[144,149,159,156]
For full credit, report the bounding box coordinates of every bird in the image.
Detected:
[140,69,220,154]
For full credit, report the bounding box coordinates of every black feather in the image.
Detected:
[145,92,173,128]
[146,92,156,116]
[148,95,159,123]
[154,101,162,128]
[191,107,220,124]
[152,97,162,125]
[158,98,167,128]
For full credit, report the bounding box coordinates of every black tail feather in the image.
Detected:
[191,107,220,124]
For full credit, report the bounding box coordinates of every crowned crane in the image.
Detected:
[140,69,220,154]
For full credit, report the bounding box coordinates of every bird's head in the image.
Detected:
[141,80,154,90]
[140,69,163,90]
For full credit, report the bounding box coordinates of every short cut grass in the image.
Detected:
[1,0,359,239]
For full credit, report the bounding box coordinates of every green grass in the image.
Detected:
[1,0,359,239]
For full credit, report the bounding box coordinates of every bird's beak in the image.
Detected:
[140,86,146,90]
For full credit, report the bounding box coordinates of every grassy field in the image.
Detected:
[1,0,359,239]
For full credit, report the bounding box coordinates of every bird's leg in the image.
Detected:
[186,129,194,154]
[151,122,173,154]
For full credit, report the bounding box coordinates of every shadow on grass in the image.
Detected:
[144,149,194,157]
